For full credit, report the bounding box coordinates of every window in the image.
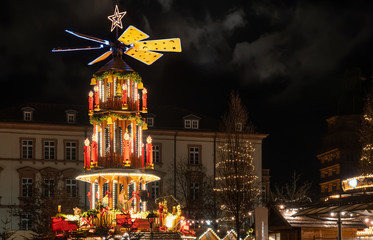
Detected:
[190,182,199,200]
[184,116,200,129]
[153,144,161,164]
[43,140,56,160]
[44,179,55,197]
[147,117,154,127]
[21,107,35,121]
[185,120,191,128]
[66,179,77,197]
[65,110,78,124]
[189,146,200,165]
[21,214,32,230]
[65,141,77,160]
[22,178,33,197]
[23,111,32,121]
[191,120,199,129]
[151,182,160,199]
[21,139,34,159]
[67,113,76,124]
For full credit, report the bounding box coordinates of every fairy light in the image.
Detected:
[113,77,116,97]
[76,172,160,183]
[113,122,116,152]
[138,126,142,157]
[99,130,103,157]
[364,114,373,122]
[100,80,104,100]
[131,123,134,153]
[97,183,100,201]
[113,180,117,207]
[99,80,102,100]
[142,181,147,211]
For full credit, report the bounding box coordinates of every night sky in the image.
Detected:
[2,0,373,191]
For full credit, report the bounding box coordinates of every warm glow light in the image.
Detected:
[165,215,177,228]
[76,172,160,183]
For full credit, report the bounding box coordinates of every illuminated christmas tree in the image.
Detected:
[213,91,260,237]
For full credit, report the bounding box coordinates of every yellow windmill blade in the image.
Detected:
[124,48,163,65]
[133,38,182,52]
[88,50,113,65]
[118,25,149,45]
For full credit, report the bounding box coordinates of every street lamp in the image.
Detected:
[147,212,157,233]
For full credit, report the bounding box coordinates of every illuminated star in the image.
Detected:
[108,5,126,32]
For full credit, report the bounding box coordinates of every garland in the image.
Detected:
[93,71,142,83]
[90,112,145,126]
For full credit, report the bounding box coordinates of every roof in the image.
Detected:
[270,196,373,230]
[0,102,90,126]
[270,206,366,229]
[95,55,134,74]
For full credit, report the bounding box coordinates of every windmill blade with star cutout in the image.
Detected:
[118,25,182,65]
[53,25,181,66]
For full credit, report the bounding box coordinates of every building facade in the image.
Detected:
[317,115,362,200]
[0,102,267,232]
[0,103,91,231]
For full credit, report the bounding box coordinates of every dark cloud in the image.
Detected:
[2,0,373,185]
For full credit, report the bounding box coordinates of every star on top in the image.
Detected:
[108,5,126,32]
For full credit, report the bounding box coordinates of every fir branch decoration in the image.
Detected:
[90,113,145,126]
[93,71,142,83]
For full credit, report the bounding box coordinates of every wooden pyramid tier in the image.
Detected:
[81,54,157,211]
[84,54,153,172]
[77,168,160,211]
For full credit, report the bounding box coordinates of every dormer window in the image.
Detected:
[147,117,154,127]
[67,114,76,123]
[183,114,200,129]
[185,120,191,128]
[65,110,78,124]
[192,120,199,129]
[21,107,35,121]
[185,119,199,129]
[24,111,32,121]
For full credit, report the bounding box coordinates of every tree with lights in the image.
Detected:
[214,91,260,237]
[360,90,373,174]
[272,172,312,204]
